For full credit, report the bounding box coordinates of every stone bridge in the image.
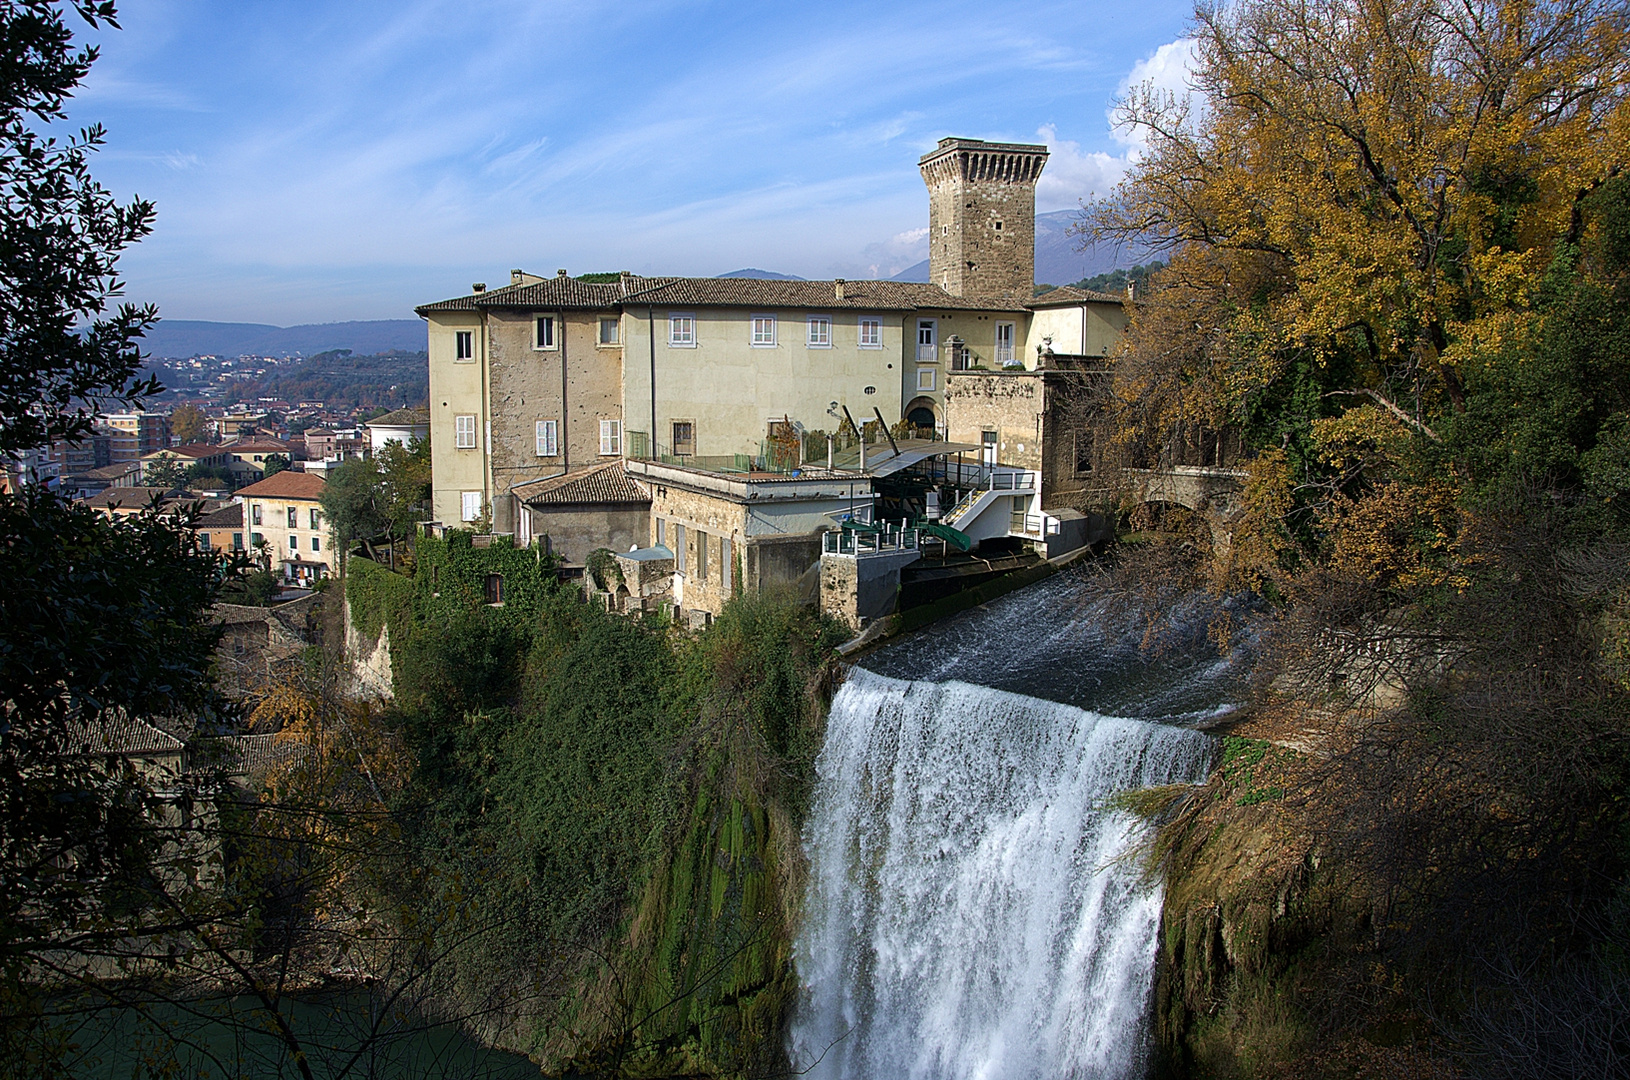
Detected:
[1124,466,1249,552]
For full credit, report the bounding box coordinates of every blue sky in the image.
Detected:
[74,0,1196,324]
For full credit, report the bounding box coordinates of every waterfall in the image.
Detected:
[790,668,1215,1080]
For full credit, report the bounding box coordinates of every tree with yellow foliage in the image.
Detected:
[1095,0,1630,579]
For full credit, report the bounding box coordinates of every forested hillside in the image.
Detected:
[235,349,427,410]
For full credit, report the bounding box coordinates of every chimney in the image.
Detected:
[510,269,525,285]
[556,268,568,278]
[834,278,846,300]
[471,282,486,293]
[1125,280,1137,302]
[619,270,633,294]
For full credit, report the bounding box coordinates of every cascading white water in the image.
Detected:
[790,668,1216,1080]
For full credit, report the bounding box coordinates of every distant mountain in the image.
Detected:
[718,268,805,280]
[138,319,426,360]
[889,210,1149,288]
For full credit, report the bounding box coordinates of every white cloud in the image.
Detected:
[1112,38,1203,152]
[850,227,929,279]
[1034,124,1128,212]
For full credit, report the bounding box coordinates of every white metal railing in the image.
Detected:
[941,469,1041,527]
[823,526,920,557]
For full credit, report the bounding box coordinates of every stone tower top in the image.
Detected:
[919,137,1048,301]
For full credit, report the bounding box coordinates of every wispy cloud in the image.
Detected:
[81,0,1195,322]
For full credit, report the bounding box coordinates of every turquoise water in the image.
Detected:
[61,990,538,1080]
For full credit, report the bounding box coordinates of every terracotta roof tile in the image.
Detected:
[197,502,243,528]
[1028,286,1126,307]
[416,277,623,313]
[236,471,326,499]
[365,406,430,428]
[518,461,651,506]
[417,275,1029,315]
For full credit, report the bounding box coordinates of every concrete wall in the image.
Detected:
[427,310,485,525]
[528,503,651,567]
[619,305,912,460]
[944,371,1045,472]
[486,308,624,534]
[819,548,920,631]
[1024,301,1128,362]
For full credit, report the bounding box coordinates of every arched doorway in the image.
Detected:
[903,396,939,438]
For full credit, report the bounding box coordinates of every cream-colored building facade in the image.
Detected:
[416,134,1132,542]
[236,470,335,585]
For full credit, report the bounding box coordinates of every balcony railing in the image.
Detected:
[823,526,920,557]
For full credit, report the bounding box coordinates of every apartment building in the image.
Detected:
[235,470,334,585]
[104,412,171,463]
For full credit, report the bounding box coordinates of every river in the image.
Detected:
[789,569,1254,1079]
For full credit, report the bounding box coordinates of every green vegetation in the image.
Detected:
[1073,260,1166,296]
[236,348,428,411]
[346,534,847,1075]
[1092,1,1630,1073]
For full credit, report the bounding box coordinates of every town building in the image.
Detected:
[364,406,430,452]
[141,444,232,483]
[235,470,333,585]
[195,502,245,554]
[221,438,291,482]
[103,412,171,463]
[415,134,1134,626]
[515,460,650,567]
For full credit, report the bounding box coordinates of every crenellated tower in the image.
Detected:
[919,137,1048,301]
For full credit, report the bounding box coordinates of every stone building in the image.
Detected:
[516,459,651,567]
[920,137,1049,302]
[417,271,625,532]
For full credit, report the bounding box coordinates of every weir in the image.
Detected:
[790,571,1251,1079]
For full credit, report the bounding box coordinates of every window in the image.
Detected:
[807,316,831,347]
[656,518,666,548]
[598,317,619,345]
[455,330,474,361]
[917,319,937,362]
[668,314,695,347]
[455,414,478,449]
[233,532,243,550]
[287,506,298,528]
[917,367,937,391]
[751,314,776,347]
[535,419,559,457]
[599,419,622,456]
[484,573,504,605]
[674,524,687,573]
[859,318,883,349]
[251,504,262,526]
[981,429,998,466]
[535,316,555,349]
[696,532,708,582]
[311,535,321,552]
[720,537,732,596]
[996,322,1016,365]
[309,508,320,529]
[199,533,211,551]
[1074,430,1095,476]
[289,535,297,551]
[671,420,695,456]
[461,491,482,522]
